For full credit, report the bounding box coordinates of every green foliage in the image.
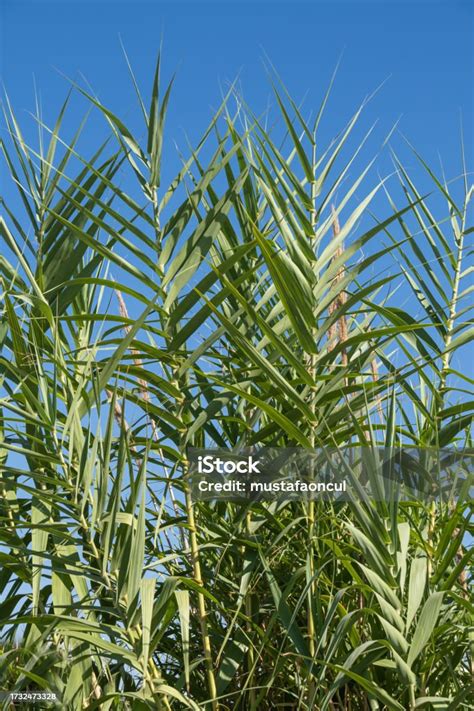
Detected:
[0,55,472,710]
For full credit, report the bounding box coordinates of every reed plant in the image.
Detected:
[0,55,472,709]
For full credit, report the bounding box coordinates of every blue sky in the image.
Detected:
[1,0,472,381]
[0,1,472,521]
[1,0,472,180]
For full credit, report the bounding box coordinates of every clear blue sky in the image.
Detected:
[1,0,472,181]
[0,1,472,503]
[1,0,472,361]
